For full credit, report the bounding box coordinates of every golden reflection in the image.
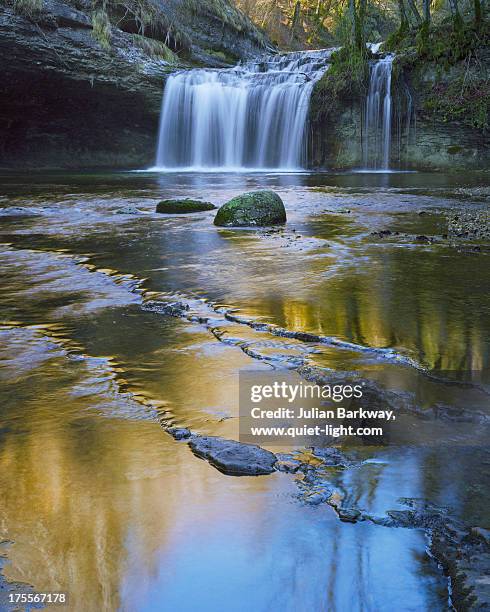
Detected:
[0,322,268,610]
[246,245,490,373]
[0,175,486,611]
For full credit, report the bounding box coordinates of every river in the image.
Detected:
[0,169,489,611]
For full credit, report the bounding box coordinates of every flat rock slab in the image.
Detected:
[188,436,277,476]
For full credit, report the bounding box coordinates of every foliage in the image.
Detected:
[131,34,179,62]
[87,0,264,58]
[238,0,396,49]
[416,22,487,64]
[425,82,489,130]
[9,0,43,18]
[185,0,256,34]
[95,0,165,37]
[237,0,487,51]
[236,0,337,49]
[423,66,489,130]
[92,8,111,48]
[119,0,161,36]
[203,48,239,63]
[310,45,369,121]
[89,0,188,55]
[362,2,398,42]
[384,19,410,50]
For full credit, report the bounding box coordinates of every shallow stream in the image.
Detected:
[1,170,489,611]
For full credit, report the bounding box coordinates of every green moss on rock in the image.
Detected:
[310,46,368,123]
[214,190,286,227]
[156,199,216,213]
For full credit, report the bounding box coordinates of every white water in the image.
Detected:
[364,55,394,170]
[367,41,384,54]
[153,50,335,172]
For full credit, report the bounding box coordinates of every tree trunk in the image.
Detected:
[291,0,301,29]
[406,0,422,24]
[346,0,366,52]
[474,0,482,26]
[358,0,367,49]
[348,0,357,46]
[398,0,409,26]
[423,0,431,23]
[290,0,301,41]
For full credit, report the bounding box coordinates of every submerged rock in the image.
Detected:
[448,210,490,240]
[274,454,302,473]
[188,435,277,475]
[115,205,143,215]
[303,489,332,505]
[337,508,362,523]
[156,199,216,214]
[311,446,354,467]
[166,427,192,440]
[214,190,287,227]
[385,499,490,610]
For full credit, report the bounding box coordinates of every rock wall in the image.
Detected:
[0,0,269,169]
[308,105,364,170]
[308,52,490,171]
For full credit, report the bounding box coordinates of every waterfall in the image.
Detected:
[154,50,334,171]
[364,55,394,170]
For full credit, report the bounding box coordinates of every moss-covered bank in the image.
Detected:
[309,28,490,171]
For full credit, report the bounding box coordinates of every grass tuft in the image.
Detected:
[131,34,179,63]
[92,8,112,49]
[10,0,43,18]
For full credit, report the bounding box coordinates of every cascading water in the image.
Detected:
[154,50,334,171]
[364,54,394,170]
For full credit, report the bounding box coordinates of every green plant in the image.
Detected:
[385,20,411,51]
[184,0,259,37]
[416,22,485,65]
[131,34,178,63]
[116,0,161,36]
[92,8,111,49]
[203,48,238,63]
[424,77,489,130]
[310,45,369,122]
[10,0,43,18]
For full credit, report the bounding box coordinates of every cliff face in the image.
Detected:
[0,0,269,169]
[309,50,490,171]
[2,0,487,174]
[308,104,490,171]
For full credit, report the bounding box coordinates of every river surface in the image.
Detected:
[1,170,489,611]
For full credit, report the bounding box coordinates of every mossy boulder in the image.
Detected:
[214,190,286,227]
[156,199,216,214]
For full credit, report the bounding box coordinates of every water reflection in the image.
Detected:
[1,170,488,610]
[1,168,489,196]
[0,325,446,611]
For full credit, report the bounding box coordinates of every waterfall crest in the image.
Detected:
[364,55,394,170]
[154,50,334,171]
